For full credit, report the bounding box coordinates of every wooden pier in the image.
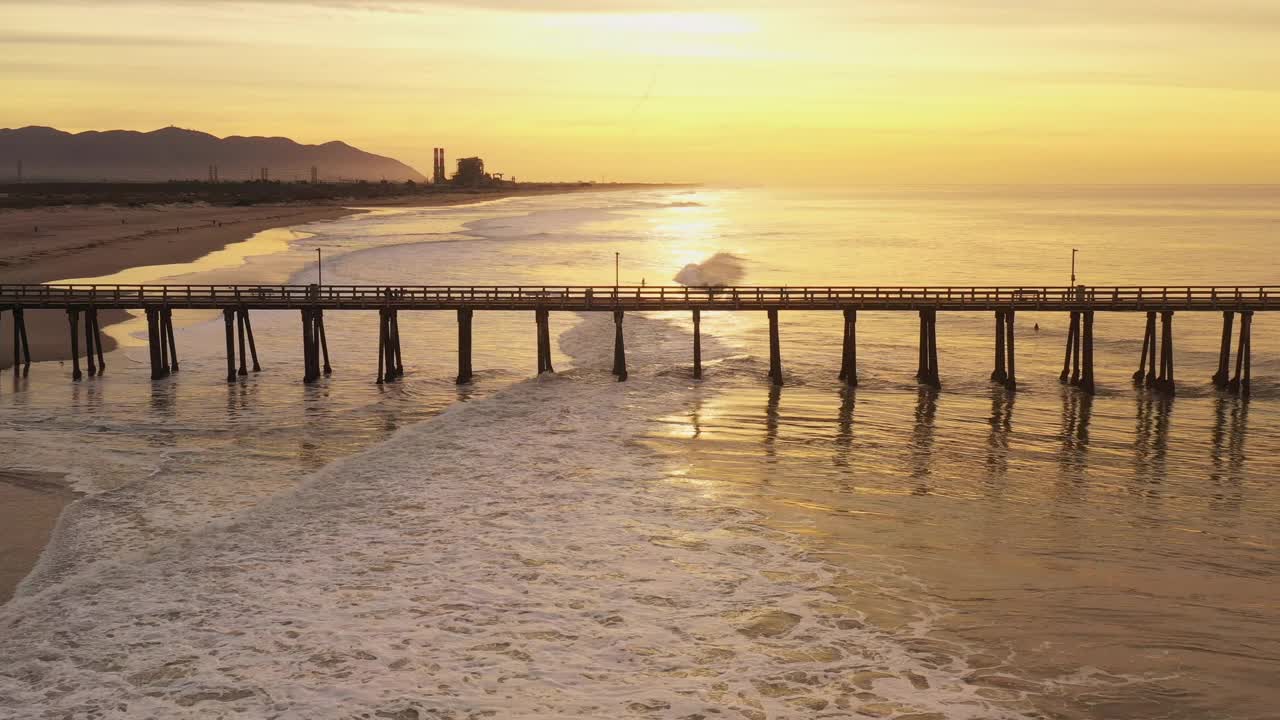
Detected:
[0,284,1273,396]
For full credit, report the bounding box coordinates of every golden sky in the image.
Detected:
[4,1,1279,184]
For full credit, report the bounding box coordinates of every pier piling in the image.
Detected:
[158,307,171,376]
[1134,312,1155,383]
[241,309,260,373]
[456,308,473,384]
[916,310,939,388]
[991,310,1007,384]
[94,309,107,373]
[768,309,783,386]
[377,309,388,384]
[839,308,858,386]
[67,309,82,380]
[162,308,177,373]
[1080,311,1095,394]
[237,309,249,377]
[1228,311,1252,396]
[12,307,31,374]
[390,310,403,379]
[84,308,98,376]
[535,309,553,375]
[692,309,702,379]
[1005,309,1017,390]
[612,310,628,381]
[1157,311,1175,394]
[316,309,330,376]
[223,309,236,382]
[1061,311,1081,384]
[1213,311,1234,388]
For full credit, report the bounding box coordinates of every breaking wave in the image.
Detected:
[674,253,747,288]
[0,314,1020,719]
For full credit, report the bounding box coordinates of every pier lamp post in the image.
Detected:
[1071,248,1078,286]
[615,252,620,287]
[317,248,323,287]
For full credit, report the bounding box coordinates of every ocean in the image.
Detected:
[1,186,1277,718]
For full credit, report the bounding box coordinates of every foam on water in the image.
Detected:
[0,312,1022,719]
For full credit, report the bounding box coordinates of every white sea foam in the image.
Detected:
[0,313,1020,719]
[674,253,747,288]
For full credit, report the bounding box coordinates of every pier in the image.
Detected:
[0,284,1273,395]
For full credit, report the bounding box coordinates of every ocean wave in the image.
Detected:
[0,314,1022,719]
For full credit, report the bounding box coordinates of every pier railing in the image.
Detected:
[2,285,1277,311]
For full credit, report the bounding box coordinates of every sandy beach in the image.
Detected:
[0,186,640,602]
[0,187,622,371]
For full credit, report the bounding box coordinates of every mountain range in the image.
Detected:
[0,126,427,183]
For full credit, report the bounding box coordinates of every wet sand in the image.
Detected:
[0,204,358,370]
[0,186,637,600]
[0,470,78,602]
[0,187,627,370]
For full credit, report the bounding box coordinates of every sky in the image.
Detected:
[3,0,1279,184]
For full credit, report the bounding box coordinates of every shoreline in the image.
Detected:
[0,185,635,370]
[0,183,656,601]
[0,470,78,603]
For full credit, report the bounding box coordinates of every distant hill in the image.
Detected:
[0,126,427,183]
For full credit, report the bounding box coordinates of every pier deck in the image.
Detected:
[0,285,1269,394]
[2,284,1277,312]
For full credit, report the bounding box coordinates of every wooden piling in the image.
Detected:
[534,310,545,375]
[1229,311,1252,396]
[316,309,330,376]
[692,309,702,380]
[1242,311,1252,396]
[223,309,236,382]
[1134,312,1154,382]
[301,308,316,383]
[389,310,403,379]
[237,309,249,376]
[1158,311,1175,394]
[375,310,385,382]
[839,308,857,387]
[925,310,940,389]
[240,308,260,372]
[12,307,30,373]
[1059,312,1075,383]
[456,308,473,384]
[384,310,398,380]
[158,307,171,376]
[162,308,177,373]
[1213,311,1234,388]
[1144,312,1158,387]
[68,309,82,381]
[612,310,628,381]
[84,307,97,376]
[1004,309,1017,390]
[917,311,928,381]
[767,308,782,386]
[535,309,553,375]
[1080,311,1095,394]
[991,310,1007,384]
